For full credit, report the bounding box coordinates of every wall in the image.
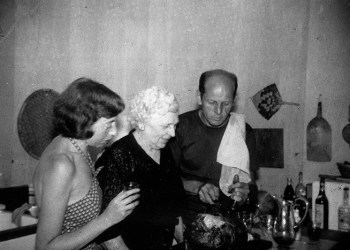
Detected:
[236,0,310,193]
[303,0,350,184]
[0,0,15,187]
[0,0,349,197]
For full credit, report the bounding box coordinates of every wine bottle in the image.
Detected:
[338,186,350,232]
[283,178,295,203]
[315,177,329,229]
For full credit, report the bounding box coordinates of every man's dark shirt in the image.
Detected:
[169,110,258,223]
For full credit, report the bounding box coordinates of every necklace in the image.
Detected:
[68,138,94,173]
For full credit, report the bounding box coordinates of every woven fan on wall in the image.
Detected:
[17,89,59,159]
[251,83,299,120]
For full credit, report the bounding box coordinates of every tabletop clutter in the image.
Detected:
[178,169,350,250]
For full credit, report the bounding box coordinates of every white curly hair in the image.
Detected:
[128,86,179,128]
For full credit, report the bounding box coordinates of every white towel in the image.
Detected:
[217,113,251,197]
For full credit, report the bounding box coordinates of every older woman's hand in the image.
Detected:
[198,183,220,204]
[103,188,140,226]
[228,182,249,205]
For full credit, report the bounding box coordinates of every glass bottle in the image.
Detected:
[338,186,350,232]
[283,178,295,203]
[295,172,306,198]
[295,172,308,225]
[314,177,329,229]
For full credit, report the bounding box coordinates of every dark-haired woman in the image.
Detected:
[33,78,139,250]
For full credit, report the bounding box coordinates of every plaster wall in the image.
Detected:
[0,0,349,198]
[303,0,350,184]
[0,0,15,187]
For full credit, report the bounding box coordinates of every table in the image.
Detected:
[263,235,336,250]
[253,226,341,250]
[172,228,342,250]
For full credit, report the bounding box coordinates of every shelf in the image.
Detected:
[319,174,350,183]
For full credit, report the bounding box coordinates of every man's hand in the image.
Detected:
[228,182,249,205]
[174,217,184,243]
[198,183,220,204]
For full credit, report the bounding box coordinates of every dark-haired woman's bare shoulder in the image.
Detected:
[42,152,76,187]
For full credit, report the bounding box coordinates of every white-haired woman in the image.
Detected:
[95,86,185,250]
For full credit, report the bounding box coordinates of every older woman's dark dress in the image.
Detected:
[95,131,185,250]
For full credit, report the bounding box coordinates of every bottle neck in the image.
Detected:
[317,102,322,117]
[298,172,303,184]
[319,180,325,194]
[344,188,349,205]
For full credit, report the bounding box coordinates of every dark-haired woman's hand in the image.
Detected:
[102,188,140,226]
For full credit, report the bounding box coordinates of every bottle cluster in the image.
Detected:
[282,172,308,240]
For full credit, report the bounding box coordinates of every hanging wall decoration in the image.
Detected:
[306,95,332,162]
[18,89,59,159]
[251,83,299,120]
[254,128,284,168]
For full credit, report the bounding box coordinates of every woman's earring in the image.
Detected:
[139,124,145,130]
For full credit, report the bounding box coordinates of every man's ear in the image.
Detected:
[196,90,202,106]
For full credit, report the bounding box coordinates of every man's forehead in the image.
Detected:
[204,76,235,96]
[206,75,235,88]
